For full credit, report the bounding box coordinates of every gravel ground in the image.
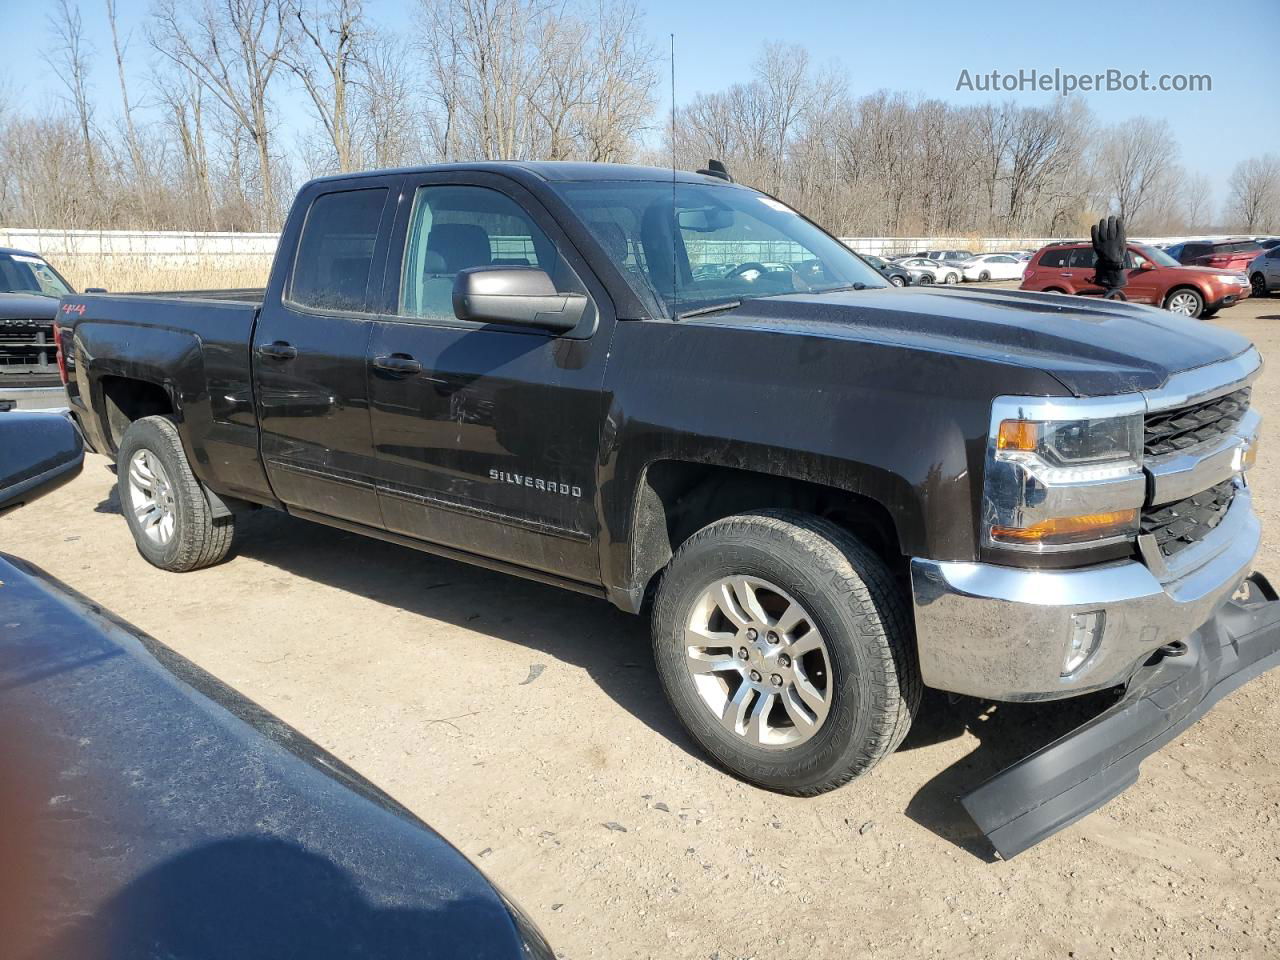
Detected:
[4,290,1280,959]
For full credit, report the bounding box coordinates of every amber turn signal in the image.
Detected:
[990,509,1139,546]
[996,419,1040,452]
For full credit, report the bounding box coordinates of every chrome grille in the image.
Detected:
[1143,388,1250,457]
[1140,480,1235,559]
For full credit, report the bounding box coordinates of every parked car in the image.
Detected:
[1249,246,1280,297]
[1254,237,1280,250]
[1169,238,1265,272]
[959,253,1026,282]
[0,248,79,399]
[897,256,961,283]
[0,412,553,960]
[55,161,1280,859]
[919,248,974,262]
[1021,241,1252,318]
[862,254,912,287]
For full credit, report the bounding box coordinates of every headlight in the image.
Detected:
[983,396,1146,553]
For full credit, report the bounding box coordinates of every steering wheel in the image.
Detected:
[725,261,770,281]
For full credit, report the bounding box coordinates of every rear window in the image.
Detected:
[1037,247,1072,268]
[288,188,388,312]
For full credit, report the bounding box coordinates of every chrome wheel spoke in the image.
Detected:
[720,683,753,736]
[792,669,830,722]
[128,449,177,546]
[744,691,775,745]
[781,686,817,729]
[788,629,824,656]
[686,648,742,676]
[774,601,807,637]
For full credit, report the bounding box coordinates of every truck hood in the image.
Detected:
[692,286,1254,396]
[0,292,60,320]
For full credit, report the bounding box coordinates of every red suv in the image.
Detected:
[1020,242,1252,318]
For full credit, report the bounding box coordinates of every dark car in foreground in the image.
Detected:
[1021,240,1251,318]
[0,411,553,960]
[53,160,1280,858]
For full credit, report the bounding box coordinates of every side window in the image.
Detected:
[1038,248,1069,268]
[1183,244,1208,260]
[399,185,586,321]
[1269,247,1280,259]
[288,188,387,312]
[1069,248,1097,269]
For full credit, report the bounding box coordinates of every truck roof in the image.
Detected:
[0,247,44,259]
[307,160,739,187]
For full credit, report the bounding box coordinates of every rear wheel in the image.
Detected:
[651,510,920,795]
[116,416,235,571]
[1252,273,1268,298]
[1164,287,1204,318]
[917,274,934,285]
[978,270,991,281]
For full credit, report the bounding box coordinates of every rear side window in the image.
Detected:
[1038,248,1071,268]
[1182,243,1209,261]
[1068,248,1097,269]
[289,188,388,312]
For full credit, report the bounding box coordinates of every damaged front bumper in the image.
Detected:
[961,574,1280,859]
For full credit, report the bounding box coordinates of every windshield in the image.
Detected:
[1134,244,1180,268]
[0,253,74,297]
[553,180,886,317]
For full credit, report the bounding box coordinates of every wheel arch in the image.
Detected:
[611,459,904,613]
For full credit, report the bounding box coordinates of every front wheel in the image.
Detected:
[889,275,906,287]
[651,510,920,796]
[1164,287,1204,318]
[116,416,235,571]
[917,274,933,285]
[1252,273,1268,298]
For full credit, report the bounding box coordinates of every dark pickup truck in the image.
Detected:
[55,162,1280,857]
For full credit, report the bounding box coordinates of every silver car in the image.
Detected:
[1249,246,1280,298]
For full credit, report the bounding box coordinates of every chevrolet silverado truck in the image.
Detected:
[55,162,1280,857]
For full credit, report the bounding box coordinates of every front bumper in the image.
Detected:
[961,574,1280,858]
[911,485,1259,701]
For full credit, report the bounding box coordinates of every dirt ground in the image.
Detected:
[4,291,1280,959]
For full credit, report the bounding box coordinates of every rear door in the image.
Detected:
[364,172,615,584]
[252,180,397,528]
[1063,247,1099,293]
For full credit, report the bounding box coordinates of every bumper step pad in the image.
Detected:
[961,574,1280,859]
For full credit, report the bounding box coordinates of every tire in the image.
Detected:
[116,415,235,572]
[651,510,921,796]
[889,275,906,287]
[1201,309,1219,320]
[1164,287,1204,318]
[918,274,934,285]
[1252,273,1268,298]
[944,272,958,284]
[978,270,991,281]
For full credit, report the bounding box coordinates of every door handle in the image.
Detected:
[257,341,297,361]
[372,353,422,375]
[1060,273,1072,278]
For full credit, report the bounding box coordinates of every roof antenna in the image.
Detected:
[696,159,733,182]
[670,32,678,312]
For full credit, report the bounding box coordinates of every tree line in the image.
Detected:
[1,0,1276,238]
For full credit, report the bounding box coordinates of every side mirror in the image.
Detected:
[84,287,108,293]
[452,267,587,333]
[0,412,84,516]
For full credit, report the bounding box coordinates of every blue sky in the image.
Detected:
[5,0,1277,212]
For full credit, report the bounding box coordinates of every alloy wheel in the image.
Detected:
[128,449,178,545]
[1166,291,1201,316]
[683,576,832,748]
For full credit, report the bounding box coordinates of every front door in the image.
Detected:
[1121,248,1162,305]
[252,182,396,528]
[364,174,614,584]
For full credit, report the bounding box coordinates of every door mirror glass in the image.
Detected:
[452,267,587,332]
[0,412,84,516]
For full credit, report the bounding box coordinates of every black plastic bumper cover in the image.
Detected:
[961,574,1280,859]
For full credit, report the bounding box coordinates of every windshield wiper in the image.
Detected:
[809,282,870,294]
[674,299,742,320]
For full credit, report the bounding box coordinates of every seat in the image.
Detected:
[425,223,493,274]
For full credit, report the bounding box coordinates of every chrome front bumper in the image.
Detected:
[911,485,1260,701]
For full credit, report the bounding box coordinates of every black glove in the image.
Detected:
[1090,215,1128,292]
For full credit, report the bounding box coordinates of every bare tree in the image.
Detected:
[1226,154,1280,232]
[1178,172,1215,232]
[284,0,365,173]
[150,0,291,227]
[45,0,99,194]
[1094,117,1179,226]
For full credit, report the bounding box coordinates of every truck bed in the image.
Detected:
[114,287,266,304]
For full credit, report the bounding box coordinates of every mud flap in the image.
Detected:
[961,574,1280,859]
